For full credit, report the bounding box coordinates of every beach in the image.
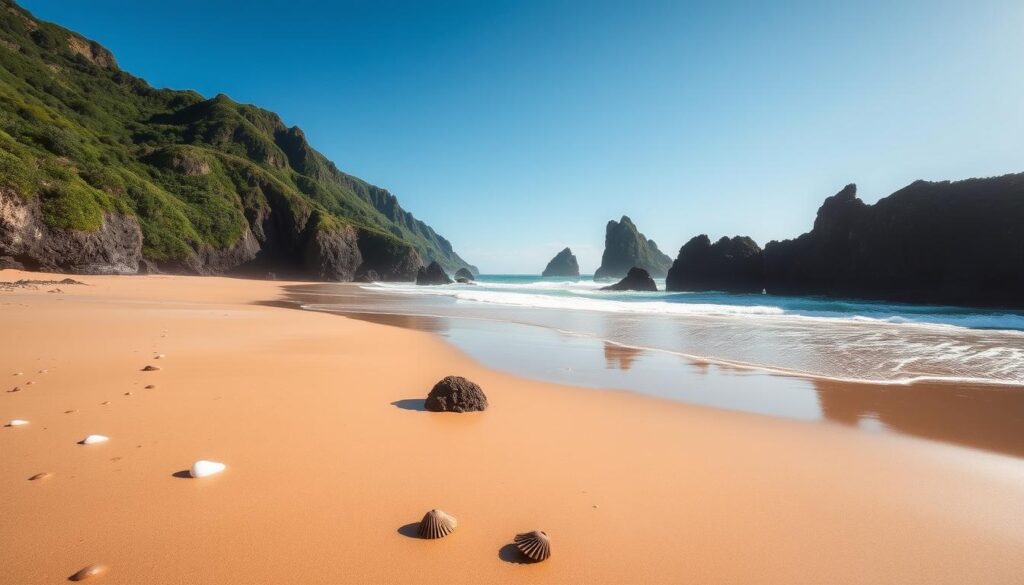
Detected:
[2,271,1023,584]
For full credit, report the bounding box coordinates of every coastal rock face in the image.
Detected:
[0,189,142,274]
[541,247,580,277]
[764,175,1024,307]
[425,376,489,412]
[593,216,672,280]
[666,235,764,292]
[601,267,658,291]
[416,261,453,285]
[0,3,474,282]
[454,267,475,281]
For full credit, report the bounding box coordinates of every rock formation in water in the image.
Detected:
[665,235,765,293]
[0,2,474,280]
[593,216,672,280]
[763,175,1024,307]
[416,261,453,285]
[601,267,658,291]
[541,247,580,277]
[454,267,475,281]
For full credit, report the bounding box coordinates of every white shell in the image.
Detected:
[79,434,109,445]
[189,460,226,478]
[5,419,29,427]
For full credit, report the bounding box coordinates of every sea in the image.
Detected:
[288,275,1024,457]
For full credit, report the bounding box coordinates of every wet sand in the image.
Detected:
[1,271,1023,584]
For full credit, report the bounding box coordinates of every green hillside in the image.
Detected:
[0,0,474,277]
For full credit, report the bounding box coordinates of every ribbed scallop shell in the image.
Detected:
[513,530,551,562]
[417,509,457,539]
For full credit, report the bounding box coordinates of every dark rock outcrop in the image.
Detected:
[454,267,475,281]
[416,261,453,285]
[666,235,764,293]
[541,247,580,277]
[601,267,658,291]
[764,175,1024,307]
[425,376,489,412]
[0,189,142,274]
[594,216,672,280]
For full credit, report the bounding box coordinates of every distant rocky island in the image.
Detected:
[662,174,1024,308]
[593,216,672,280]
[541,247,580,278]
[0,2,475,281]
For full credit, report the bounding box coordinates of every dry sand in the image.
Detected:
[0,270,1022,584]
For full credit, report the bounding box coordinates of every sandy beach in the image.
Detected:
[2,271,1023,585]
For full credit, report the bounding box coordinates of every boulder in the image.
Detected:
[601,267,658,291]
[666,235,764,292]
[416,261,453,285]
[541,247,580,277]
[424,376,488,412]
[593,216,672,280]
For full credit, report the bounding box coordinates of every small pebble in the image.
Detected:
[38,369,47,374]
[28,472,52,481]
[25,380,34,385]
[144,384,156,389]
[13,372,22,376]
[154,354,165,359]
[189,460,227,478]
[141,365,160,372]
[69,564,107,582]
[124,392,132,396]
[64,409,77,414]
[78,434,109,445]
[101,401,111,405]
[5,419,29,427]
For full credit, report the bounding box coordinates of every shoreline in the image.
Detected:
[2,271,1023,584]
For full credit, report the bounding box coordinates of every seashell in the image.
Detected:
[5,419,29,427]
[69,564,107,581]
[29,472,52,481]
[79,434,109,445]
[417,509,457,539]
[513,530,551,562]
[141,365,160,371]
[189,460,226,478]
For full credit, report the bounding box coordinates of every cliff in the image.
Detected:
[0,0,474,280]
[763,176,1024,307]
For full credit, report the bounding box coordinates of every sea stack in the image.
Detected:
[416,261,453,285]
[601,267,658,291]
[593,216,672,280]
[541,247,580,278]
[454,267,475,281]
[666,235,765,292]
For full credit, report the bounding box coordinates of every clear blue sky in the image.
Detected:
[22,0,1024,273]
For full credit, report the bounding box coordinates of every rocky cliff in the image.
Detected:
[763,176,1024,307]
[666,235,764,293]
[0,1,473,280]
[593,216,672,280]
[541,247,580,277]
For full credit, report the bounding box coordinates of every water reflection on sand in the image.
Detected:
[282,283,1024,458]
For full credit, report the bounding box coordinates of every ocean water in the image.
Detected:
[289,275,1024,456]
[350,275,1024,386]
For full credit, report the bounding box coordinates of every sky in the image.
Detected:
[21,0,1024,273]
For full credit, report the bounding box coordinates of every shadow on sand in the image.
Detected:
[391,399,427,411]
[397,523,423,539]
[498,543,535,565]
[171,470,192,479]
